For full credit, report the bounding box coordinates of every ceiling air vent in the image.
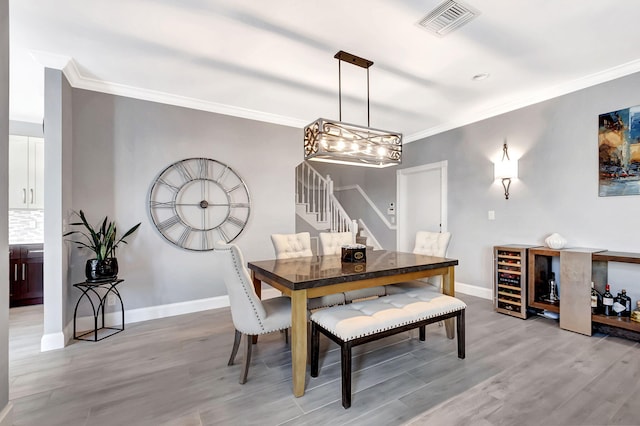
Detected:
[418,0,480,37]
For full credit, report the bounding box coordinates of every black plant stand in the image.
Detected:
[73,279,125,342]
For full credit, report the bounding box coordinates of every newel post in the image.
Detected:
[326,175,332,223]
[351,220,358,243]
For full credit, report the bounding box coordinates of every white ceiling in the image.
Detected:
[9,0,640,141]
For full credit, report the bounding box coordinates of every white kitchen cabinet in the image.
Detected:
[9,135,44,210]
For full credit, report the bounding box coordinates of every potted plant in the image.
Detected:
[64,210,141,282]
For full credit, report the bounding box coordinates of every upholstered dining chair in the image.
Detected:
[270,232,313,259]
[386,231,452,295]
[318,231,353,256]
[318,231,386,302]
[271,232,346,309]
[213,241,291,384]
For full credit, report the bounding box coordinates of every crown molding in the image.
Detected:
[405,57,640,143]
[29,50,640,139]
[28,50,72,71]
[28,50,307,129]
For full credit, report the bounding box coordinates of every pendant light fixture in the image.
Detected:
[303,51,402,168]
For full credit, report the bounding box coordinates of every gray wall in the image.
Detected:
[314,70,640,303]
[65,89,300,321]
[0,0,9,414]
[42,68,74,348]
[311,162,397,248]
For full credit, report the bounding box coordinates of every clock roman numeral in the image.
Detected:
[175,162,193,183]
[217,227,230,243]
[197,158,209,179]
[225,183,244,193]
[150,200,175,209]
[216,166,230,183]
[158,178,180,193]
[177,227,192,247]
[230,202,250,208]
[157,215,181,231]
[227,216,245,228]
[201,230,210,251]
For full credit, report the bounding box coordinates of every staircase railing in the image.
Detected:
[296,162,355,233]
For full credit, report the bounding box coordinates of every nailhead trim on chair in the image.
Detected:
[224,245,270,334]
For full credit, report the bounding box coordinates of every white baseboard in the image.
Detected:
[66,288,283,336]
[40,331,66,352]
[455,281,493,300]
[0,402,13,426]
[60,284,490,345]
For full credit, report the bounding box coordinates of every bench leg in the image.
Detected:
[311,322,320,378]
[457,309,465,359]
[419,325,426,341]
[341,342,352,409]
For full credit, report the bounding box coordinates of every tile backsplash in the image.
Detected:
[9,209,44,244]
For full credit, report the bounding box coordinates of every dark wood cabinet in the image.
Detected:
[527,247,561,313]
[9,243,44,307]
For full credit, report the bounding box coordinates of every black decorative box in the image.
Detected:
[341,244,366,263]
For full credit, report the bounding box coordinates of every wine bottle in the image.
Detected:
[602,284,614,316]
[613,292,626,317]
[548,272,558,303]
[620,289,632,317]
[590,282,601,314]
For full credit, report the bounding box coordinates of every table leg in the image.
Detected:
[443,265,456,339]
[291,289,308,397]
[251,271,262,344]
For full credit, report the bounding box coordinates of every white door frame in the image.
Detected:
[396,161,448,251]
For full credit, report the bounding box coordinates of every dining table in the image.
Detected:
[247,249,459,397]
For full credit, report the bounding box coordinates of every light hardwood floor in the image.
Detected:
[8,294,640,426]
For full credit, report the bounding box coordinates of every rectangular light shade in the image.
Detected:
[304,118,402,168]
[494,159,518,179]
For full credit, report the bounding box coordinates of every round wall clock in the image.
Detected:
[148,158,251,251]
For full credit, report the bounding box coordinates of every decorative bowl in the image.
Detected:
[545,233,567,249]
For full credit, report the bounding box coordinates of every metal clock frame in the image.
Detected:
[148,158,251,251]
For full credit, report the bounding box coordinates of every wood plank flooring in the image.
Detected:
[8,294,640,425]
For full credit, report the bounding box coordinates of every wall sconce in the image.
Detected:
[494,141,518,199]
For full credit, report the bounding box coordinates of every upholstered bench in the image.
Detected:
[310,289,466,409]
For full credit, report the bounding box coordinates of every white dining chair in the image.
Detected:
[386,231,452,295]
[318,231,386,302]
[318,231,353,256]
[213,241,291,384]
[271,232,346,309]
[270,232,313,259]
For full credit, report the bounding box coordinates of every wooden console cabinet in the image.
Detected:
[9,243,44,307]
[523,247,640,339]
[590,251,640,337]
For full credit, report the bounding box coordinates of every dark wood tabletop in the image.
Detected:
[247,250,458,291]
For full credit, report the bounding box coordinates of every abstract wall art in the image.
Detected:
[598,105,640,196]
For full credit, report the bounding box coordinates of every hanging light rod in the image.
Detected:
[303,51,402,168]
